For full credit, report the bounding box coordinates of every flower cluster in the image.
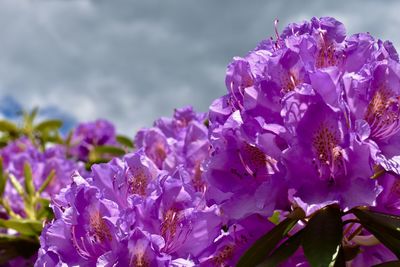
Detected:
[204,17,400,264]
[36,107,277,266]
[30,17,400,266]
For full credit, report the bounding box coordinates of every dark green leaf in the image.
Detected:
[203,118,210,128]
[85,159,110,171]
[34,119,63,132]
[0,219,42,236]
[0,234,39,263]
[373,261,400,267]
[333,246,346,267]
[237,208,305,267]
[116,135,134,148]
[302,205,343,267]
[260,229,303,267]
[342,244,360,261]
[352,208,400,258]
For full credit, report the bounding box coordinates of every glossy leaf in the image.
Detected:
[260,229,303,267]
[352,208,400,258]
[373,261,400,267]
[237,208,305,267]
[302,205,343,267]
[342,244,360,261]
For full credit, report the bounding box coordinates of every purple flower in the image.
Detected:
[0,138,83,215]
[135,106,210,191]
[36,175,121,266]
[69,119,118,162]
[199,214,275,266]
[282,99,381,210]
[204,110,288,221]
[91,150,160,209]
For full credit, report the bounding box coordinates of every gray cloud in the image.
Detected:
[0,0,399,134]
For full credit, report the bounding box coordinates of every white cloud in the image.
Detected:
[0,0,399,134]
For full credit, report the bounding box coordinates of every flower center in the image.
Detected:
[312,124,345,180]
[127,168,149,196]
[365,86,400,141]
[70,210,112,260]
[147,142,167,168]
[315,32,342,68]
[238,143,278,178]
[130,253,150,267]
[160,209,192,254]
[89,211,112,243]
[212,244,235,266]
[280,71,300,94]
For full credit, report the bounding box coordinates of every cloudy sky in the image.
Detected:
[0,0,399,135]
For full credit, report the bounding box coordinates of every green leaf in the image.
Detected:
[237,208,305,267]
[0,120,18,133]
[268,210,281,225]
[333,246,346,267]
[342,244,360,261]
[34,119,63,132]
[85,159,110,171]
[352,208,400,258]
[89,145,126,163]
[29,108,39,123]
[0,158,7,197]
[203,118,210,128]
[372,261,400,267]
[302,205,343,267]
[8,174,25,198]
[0,219,42,236]
[260,229,303,267]
[373,261,400,267]
[116,135,134,148]
[90,145,126,160]
[37,170,55,194]
[0,234,39,263]
[23,162,35,197]
[35,197,54,220]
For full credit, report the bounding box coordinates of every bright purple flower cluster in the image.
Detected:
[34,17,400,266]
[36,107,278,266]
[205,17,400,264]
[207,16,400,212]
